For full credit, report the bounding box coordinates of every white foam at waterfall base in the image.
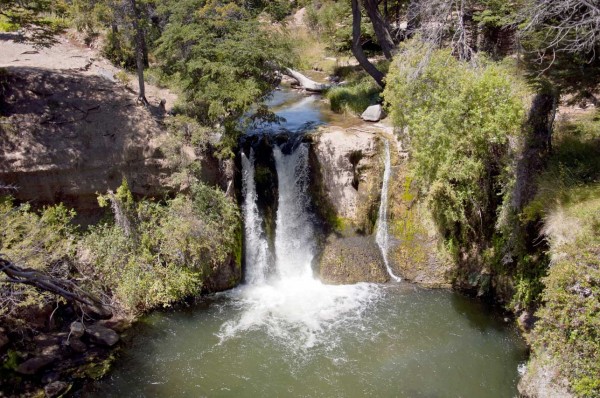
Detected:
[219,144,380,349]
[218,278,379,349]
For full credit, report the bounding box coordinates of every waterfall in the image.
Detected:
[220,142,379,348]
[241,149,270,284]
[375,140,402,282]
[273,144,315,279]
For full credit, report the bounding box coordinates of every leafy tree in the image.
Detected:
[384,41,527,246]
[154,0,293,132]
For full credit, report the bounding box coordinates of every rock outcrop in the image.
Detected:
[319,236,389,284]
[361,104,385,122]
[310,124,453,287]
[0,68,224,222]
[309,125,384,235]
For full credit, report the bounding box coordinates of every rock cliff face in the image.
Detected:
[309,126,383,235]
[309,125,453,287]
[0,68,223,222]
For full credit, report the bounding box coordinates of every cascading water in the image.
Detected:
[220,142,379,348]
[241,149,270,284]
[273,145,315,279]
[376,140,402,282]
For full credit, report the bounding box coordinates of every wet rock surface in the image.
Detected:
[85,324,120,347]
[319,236,389,284]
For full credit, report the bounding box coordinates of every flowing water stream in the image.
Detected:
[88,87,527,397]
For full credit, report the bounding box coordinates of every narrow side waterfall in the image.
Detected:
[273,145,315,279]
[376,140,402,282]
[220,142,379,348]
[241,149,270,284]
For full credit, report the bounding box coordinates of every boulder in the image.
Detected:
[67,338,87,353]
[70,322,85,338]
[44,381,70,398]
[319,236,389,284]
[97,317,131,333]
[16,356,55,375]
[34,333,66,348]
[361,105,384,122]
[85,324,119,347]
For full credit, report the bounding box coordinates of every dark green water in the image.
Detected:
[88,283,526,397]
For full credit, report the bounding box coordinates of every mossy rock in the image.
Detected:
[319,236,389,284]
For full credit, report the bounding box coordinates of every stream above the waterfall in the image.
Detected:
[88,87,527,397]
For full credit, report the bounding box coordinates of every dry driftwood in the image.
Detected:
[0,257,112,318]
[283,68,331,92]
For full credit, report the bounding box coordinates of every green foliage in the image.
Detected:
[161,115,213,188]
[326,75,381,114]
[384,41,527,243]
[515,111,600,396]
[83,182,240,314]
[305,0,354,53]
[0,199,76,271]
[154,0,294,130]
[0,200,77,329]
[473,0,523,28]
[532,213,600,397]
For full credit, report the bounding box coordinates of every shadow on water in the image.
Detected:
[449,292,512,334]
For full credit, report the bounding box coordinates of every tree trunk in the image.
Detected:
[0,257,113,318]
[284,69,331,92]
[364,0,395,59]
[406,0,420,37]
[129,0,147,104]
[351,0,386,88]
[512,91,559,211]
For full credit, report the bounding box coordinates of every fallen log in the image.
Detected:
[0,257,112,318]
[283,68,331,92]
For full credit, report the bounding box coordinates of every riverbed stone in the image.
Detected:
[85,324,119,347]
[319,236,389,284]
[44,381,70,398]
[16,356,55,375]
[361,105,384,122]
[67,338,87,353]
[70,322,85,338]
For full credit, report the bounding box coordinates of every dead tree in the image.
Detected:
[0,257,112,318]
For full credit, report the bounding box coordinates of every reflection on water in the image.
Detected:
[247,85,363,134]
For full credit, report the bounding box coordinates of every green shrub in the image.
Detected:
[0,199,77,329]
[383,41,527,243]
[326,78,381,114]
[82,181,241,314]
[532,212,600,397]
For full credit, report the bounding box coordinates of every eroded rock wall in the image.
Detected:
[0,68,225,222]
[309,125,453,287]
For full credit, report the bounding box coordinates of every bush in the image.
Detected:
[383,41,527,243]
[81,181,241,314]
[523,113,600,397]
[0,199,77,330]
[326,77,380,114]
